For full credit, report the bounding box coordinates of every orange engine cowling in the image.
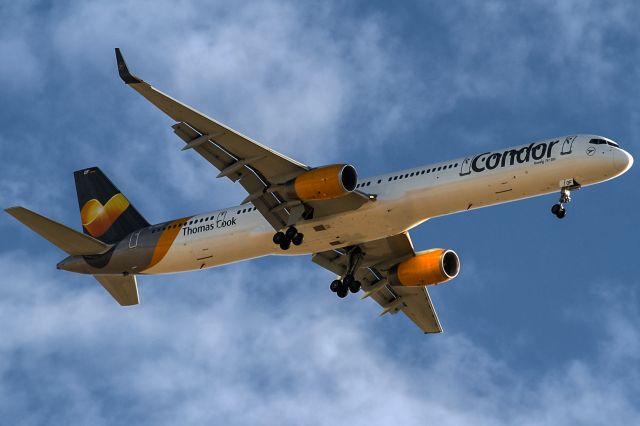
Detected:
[284,164,357,201]
[388,249,460,286]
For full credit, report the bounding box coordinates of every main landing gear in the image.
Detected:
[329,247,363,298]
[273,226,304,250]
[551,187,570,219]
[330,274,362,298]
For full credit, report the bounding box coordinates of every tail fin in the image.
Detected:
[74,167,149,244]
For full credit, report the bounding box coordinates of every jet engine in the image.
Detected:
[388,249,460,286]
[282,164,358,201]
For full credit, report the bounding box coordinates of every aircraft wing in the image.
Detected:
[312,233,443,333]
[115,49,369,230]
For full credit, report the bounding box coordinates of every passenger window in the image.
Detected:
[377,179,381,184]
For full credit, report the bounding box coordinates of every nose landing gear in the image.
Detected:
[551,180,580,219]
[273,226,304,250]
[551,188,570,219]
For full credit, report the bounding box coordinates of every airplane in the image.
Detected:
[5,48,634,333]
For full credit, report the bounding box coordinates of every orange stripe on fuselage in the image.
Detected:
[145,216,192,270]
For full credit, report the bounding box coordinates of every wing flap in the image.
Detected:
[5,206,110,256]
[392,286,442,333]
[94,275,139,306]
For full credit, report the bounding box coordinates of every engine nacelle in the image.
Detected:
[388,249,460,286]
[283,164,357,201]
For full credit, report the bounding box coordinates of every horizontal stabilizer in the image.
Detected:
[94,275,139,306]
[5,206,110,256]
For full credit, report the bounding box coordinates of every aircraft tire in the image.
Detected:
[273,232,286,244]
[556,209,566,219]
[551,204,561,215]
[336,287,348,298]
[343,274,354,287]
[349,280,361,293]
[292,233,304,246]
[330,280,341,292]
[280,240,291,250]
[285,226,298,240]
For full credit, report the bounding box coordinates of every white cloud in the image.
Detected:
[0,37,43,93]
[0,250,638,425]
[5,0,419,217]
[1,2,639,423]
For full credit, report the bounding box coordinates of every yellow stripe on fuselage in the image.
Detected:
[145,216,192,271]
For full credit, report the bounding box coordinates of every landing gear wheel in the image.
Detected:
[336,287,348,298]
[285,226,298,240]
[330,280,341,293]
[556,208,566,219]
[551,204,561,215]
[279,240,291,250]
[348,280,361,293]
[273,232,286,245]
[343,274,354,287]
[291,233,304,246]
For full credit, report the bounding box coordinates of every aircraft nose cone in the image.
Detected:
[613,149,634,175]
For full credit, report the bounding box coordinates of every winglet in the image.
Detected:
[115,48,143,84]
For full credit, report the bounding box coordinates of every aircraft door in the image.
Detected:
[128,230,140,249]
[561,136,577,155]
[459,158,472,176]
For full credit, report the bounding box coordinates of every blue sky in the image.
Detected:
[1,1,639,424]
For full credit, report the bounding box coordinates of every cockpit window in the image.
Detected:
[589,138,619,148]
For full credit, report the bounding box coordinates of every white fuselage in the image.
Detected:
[141,134,632,274]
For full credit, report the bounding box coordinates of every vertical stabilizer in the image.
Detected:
[74,167,149,244]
